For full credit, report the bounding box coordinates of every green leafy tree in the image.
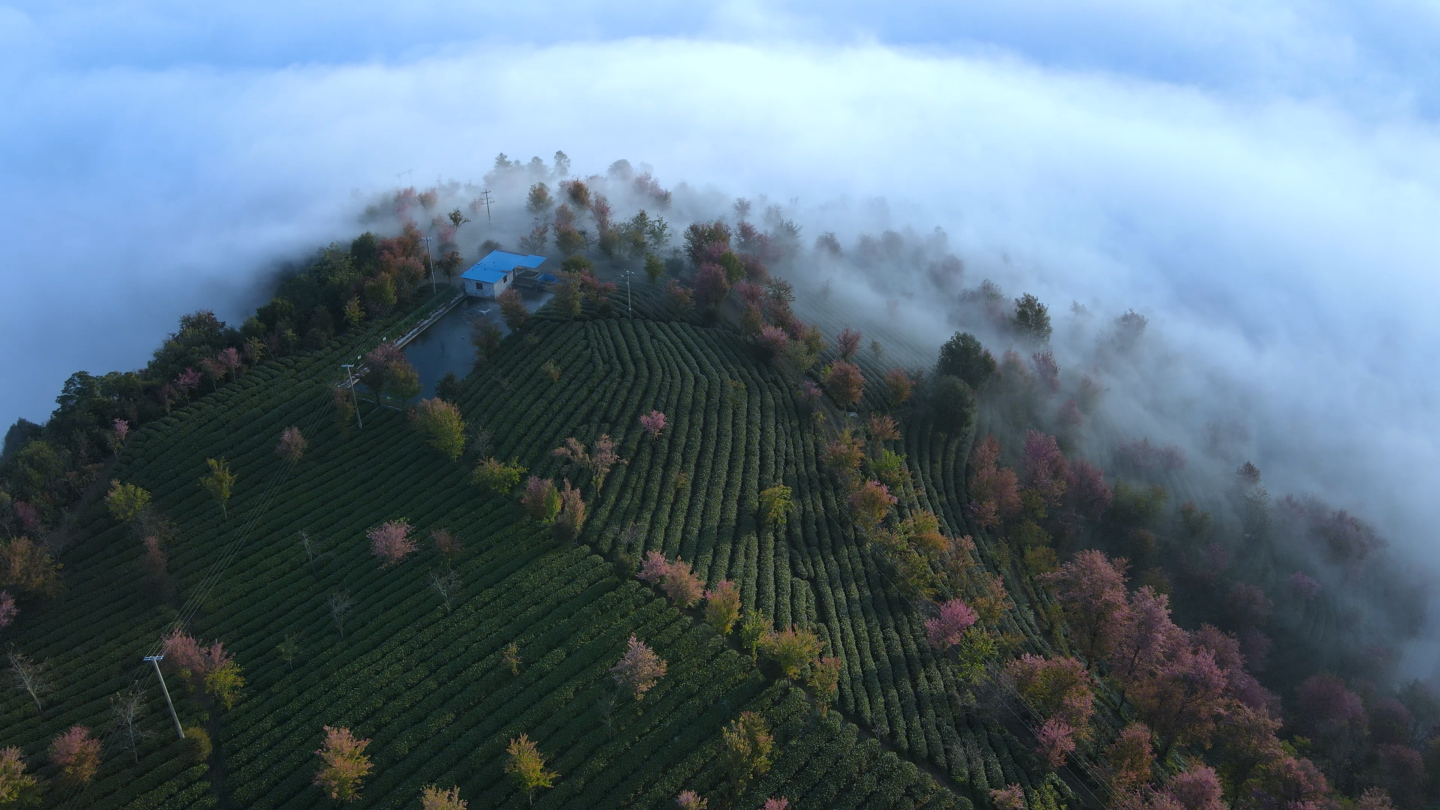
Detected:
[1013,293,1052,341]
[739,610,768,664]
[807,656,843,716]
[848,480,897,537]
[105,480,151,524]
[704,580,742,634]
[760,626,824,679]
[434,372,463,404]
[469,319,504,364]
[473,458,527,495]
[720,712,774,792]
[0,538,63,598]
[527,183,553,214]
[936,332,997,388]
[929,375,977,434]
[205,661,245,710]
[411,398,467,460]
[498,288,529,331]
[0,746,39,804]
[644,253,665,283]
[199,458,236,520]
[759,485,794,526]
[183,726,211,763]
[505,733,557,805]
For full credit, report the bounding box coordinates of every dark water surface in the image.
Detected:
[404,289,550,398]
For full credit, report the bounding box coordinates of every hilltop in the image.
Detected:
[0,164,1434,810]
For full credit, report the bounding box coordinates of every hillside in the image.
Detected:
[0,291,1014,808]
[3,175,1432,810]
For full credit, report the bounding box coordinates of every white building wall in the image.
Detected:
[466,273,514,298]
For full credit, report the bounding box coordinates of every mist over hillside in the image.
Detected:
[5,2,1440,671]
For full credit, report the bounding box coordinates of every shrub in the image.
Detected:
[184,725,212,763]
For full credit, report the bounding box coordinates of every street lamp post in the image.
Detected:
[421,236,437,294]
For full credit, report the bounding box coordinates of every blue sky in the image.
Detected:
[3,1,1440,580]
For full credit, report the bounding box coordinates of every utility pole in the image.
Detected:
[341,363,363,429]
[479,189,493,222]
[623,269,634,319]
[144,654,185,741]
[421,236,436,294]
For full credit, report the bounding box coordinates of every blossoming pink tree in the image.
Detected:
[218,347,242,382]
[112,419,129,455]
[639,410,667,439]
[276,426,307,462]
[610,635,667,701]
[925,598,977,651]
[49,726,101,786]
[368,519,417,567]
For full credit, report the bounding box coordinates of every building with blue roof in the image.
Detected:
[460,251,546,298]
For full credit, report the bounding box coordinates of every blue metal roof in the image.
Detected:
[461,251,545,283]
